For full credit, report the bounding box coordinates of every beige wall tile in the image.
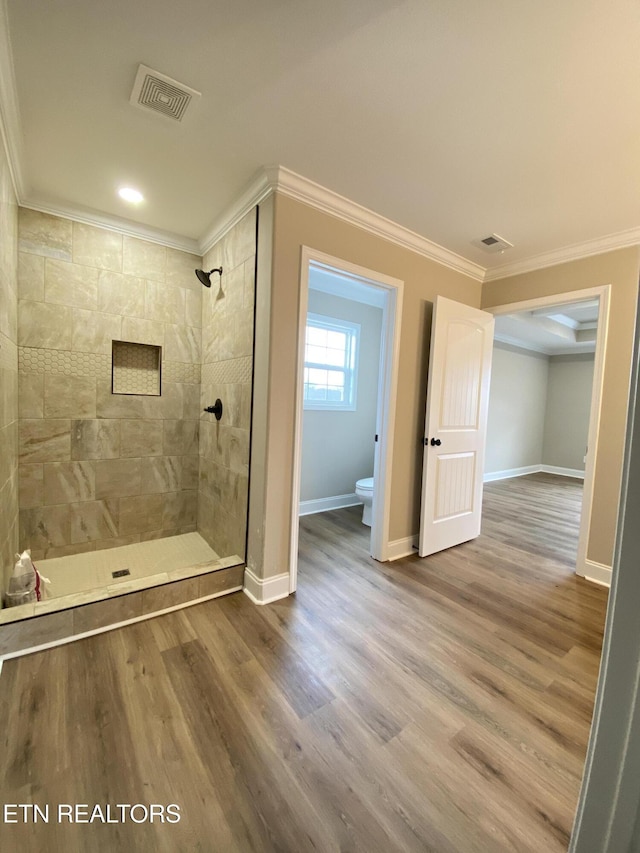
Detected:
[72,308,122,354]
[19,300,73,350]
[123,237,166,281]
[144,280,185,323]
[185,289,201,327]
[73,592,142,634]
[44,258,99,310]
[19,373,44,418]
[0,282,18,343]
[19,463,43,508]
[0,421,17,485]
[43,374,96,419]
[221,210,256,270]
[18,252,45,301]
[163,420,199,456]
[97,271,146,317]
[199,565,244,597]
[19,419,71,463]
[96,379,145,418]
[118,493,164,536]
[158,382,184,419]
[18,209,72,261]
[0,609,74,656]
[142,576,199,613]
[120,419,163,457]
[243,257,255,311]
[233,306,254,358]
[219,263,244,314]
[164,324,201,364]
[121,316,165,347]
[166,248,202,291]
[183,383,201,420]
[95,458,142,498]
[139,456,181,494]
[163,490,197,529]
[72,222,123,272]
[43,461,95,505]
[181,455,199,490]
[0,364,18,428]
[71,418,120,460]
[225,426,250,475]
[70,499,119,544]
[19,504,72,549]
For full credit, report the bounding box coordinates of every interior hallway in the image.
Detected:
[0,474,607,852]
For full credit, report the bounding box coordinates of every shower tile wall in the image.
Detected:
[198,209,255,558]
[17,210,203,560]
[0,142,19,599]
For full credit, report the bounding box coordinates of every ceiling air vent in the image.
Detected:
[130,64,201,122]
[472,233,514,253]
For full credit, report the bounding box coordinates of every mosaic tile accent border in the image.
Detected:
[0,334,18,371]
[19,347,111,378]
[162,361,201,384]
[201,357,252,385]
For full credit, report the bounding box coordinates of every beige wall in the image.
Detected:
[257,192,481,579]
[16,210,203,559]
[301,290,382,503]
[543,353,595,471]
[198,209,255,560]
[0,138,19,600]
[482,247,640,568]
[485,343,548,474]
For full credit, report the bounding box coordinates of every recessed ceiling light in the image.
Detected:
[118,187,144,204]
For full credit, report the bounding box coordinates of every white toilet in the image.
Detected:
[355,477,374,526]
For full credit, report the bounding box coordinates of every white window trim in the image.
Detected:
[303,313,360,412]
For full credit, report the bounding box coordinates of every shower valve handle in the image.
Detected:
[204,399,223,421]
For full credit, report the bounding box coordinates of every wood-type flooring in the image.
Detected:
[0,473,608,852]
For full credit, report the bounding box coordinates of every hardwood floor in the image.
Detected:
[0,474,608,852]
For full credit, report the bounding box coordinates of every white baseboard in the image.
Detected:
[386,535,419,561]
[540,464,585,480]
[299,492,362,516]
[581,559,612,588]
[243,568,291,605]
[484,464,585,482]
[483,465,542,482]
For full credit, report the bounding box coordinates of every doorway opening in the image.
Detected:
[289,248,403,592]
[484,296,601,574]
[487,285,610,585]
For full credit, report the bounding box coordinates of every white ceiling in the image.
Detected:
[495,300,599,355]
[4,0,640,270]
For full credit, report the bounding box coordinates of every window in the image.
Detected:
[303,314,359,411]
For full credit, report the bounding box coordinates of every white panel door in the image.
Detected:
[419,296,494,558]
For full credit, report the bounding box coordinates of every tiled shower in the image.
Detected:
[0,160,256,626]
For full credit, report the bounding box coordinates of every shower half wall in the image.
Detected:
[3,207,256,627]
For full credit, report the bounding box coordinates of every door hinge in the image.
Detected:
[375,434,379,442]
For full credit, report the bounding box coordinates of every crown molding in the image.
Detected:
[268,166,485,282]
[199,169,273,256]
[0,0,25,199]
[483,227,640,282]
[21,198,199,253]
[493,332,595,357]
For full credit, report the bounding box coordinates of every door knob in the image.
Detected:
[430,437,441,446]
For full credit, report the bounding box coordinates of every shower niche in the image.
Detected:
[1,207,258,655]
[112,340,162,396]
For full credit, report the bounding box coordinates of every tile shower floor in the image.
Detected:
[36,533,221,598]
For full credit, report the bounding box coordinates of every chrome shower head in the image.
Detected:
[194,267,223,287]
